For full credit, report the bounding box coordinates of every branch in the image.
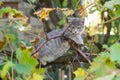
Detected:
[71,42,92,65]
[31,2,95,58]
[98,16,120,25]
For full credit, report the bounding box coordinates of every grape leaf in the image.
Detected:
[16,48,38,66]
[110,43,120,64]
[0,61,13,79]
[13,64,32,75]
[89,52,116,77]
[94,72,116,80]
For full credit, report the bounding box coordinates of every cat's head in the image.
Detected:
[65,17,85,44]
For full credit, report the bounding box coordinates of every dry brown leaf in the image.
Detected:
[0,32,7,51]
[34,8,54,21]
[20,41,27,50]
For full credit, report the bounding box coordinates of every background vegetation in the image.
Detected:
[0,0,120,80]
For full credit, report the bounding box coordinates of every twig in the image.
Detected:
[31,40,47,56]
[71,43,92,64]
[78,2,95,16]
[98,16,120,25]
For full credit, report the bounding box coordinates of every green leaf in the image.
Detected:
[114,5,120,16]
[94,72,116,80]
[1,61,13,79]
[113,74,120,80]
[31,73,44,80]
[102,45,109,49]
[104,0,120,9]
[0,1,3,6]
[110,43,120,63]
[15,76,23,80]
[74,77,83,80]
[33,68,46,75]
[13,64,32,75]
[16,48,38,67]
[6,34,15,42]
[63,0,68,7]
[58,19,66,25]
[108,36,118,44]
[0,7,20,18]
[89,52,116,77]
[30,0,36,3]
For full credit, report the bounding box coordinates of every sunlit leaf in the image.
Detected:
[104,0,120,9]
[74,68,87,80]
[110,43,120,63]
[16,48,38,66]
[15,48,38,75]
[114,5,120,16]
[6,34,15,42]
[34,8,54,20]
[58,19,66,25]
[0,7,21,18]
[27,73,44,80]
[35,8,74,21]
[0,61,13,79]
[94,72,116,80]
[32,68,46,75]
[89,26,98,36]
[113,73,120,80]
[102,45,109,50]
[0,1,3,6]
[63,0,68,7]
[89,52,116,77]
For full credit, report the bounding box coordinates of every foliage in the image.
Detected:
[74,68,87,80]
[0,6,46,80]
[0,0,120,80]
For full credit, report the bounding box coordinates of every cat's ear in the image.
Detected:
[67,17,84,27]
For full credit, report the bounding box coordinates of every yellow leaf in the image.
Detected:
[74,68,87,77]
[27,73,44,80]
[13,13,28,23]
[35,8,54,20]
[111,40,115,43]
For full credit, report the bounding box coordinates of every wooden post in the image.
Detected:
[59,69,62,80]
[61,70,65,80]
[68,66,72,80]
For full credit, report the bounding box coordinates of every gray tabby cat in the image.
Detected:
[35,17,84,65]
